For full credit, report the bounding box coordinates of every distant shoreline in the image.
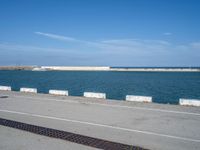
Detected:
[0,66,200,72]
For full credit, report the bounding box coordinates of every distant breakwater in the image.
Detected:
[0,66,200,72]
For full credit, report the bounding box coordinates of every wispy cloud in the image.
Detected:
[163,32,172,36]
[190,42,200,49]
[0,42,94,65]
[0,42,78,53]
[34,31,102,47]
[33,32,200,58]
[34,32,172,53]
[2,32,198,66]
[35,32,76,42]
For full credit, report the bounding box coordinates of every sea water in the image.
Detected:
[0,70,199,104]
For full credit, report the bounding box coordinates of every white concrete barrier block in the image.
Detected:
[126,95,152,103]
[0,86,11,91]
[84,92,106,99]
[179,99,200,107]
[20,87,37,93]
[49,90,68,96]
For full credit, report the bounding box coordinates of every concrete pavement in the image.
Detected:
[0,91,200,150]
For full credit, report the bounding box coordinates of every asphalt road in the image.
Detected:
[0,91,200,150]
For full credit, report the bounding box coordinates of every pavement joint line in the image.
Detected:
[0,109,200,143]
[9,95,200,116]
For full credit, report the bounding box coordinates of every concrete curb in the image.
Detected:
[0,86,11,91]
[49,90,68,96]
[84,92,106,99]
[2,85,200,107]
[179,99,200,107]
[20,87,37,93]
[126,95,152,103]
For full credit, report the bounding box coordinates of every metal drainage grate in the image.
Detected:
[0,95,8,98]
[0,118,148,150]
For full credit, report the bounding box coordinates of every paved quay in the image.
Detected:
[0,91,200,150]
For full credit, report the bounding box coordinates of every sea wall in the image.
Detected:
[41,66,200,72]
[0,66,35,70]
[110,68,200,72]
[41,66,110,71]
[0,66,200,72]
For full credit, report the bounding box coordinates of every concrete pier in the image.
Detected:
[0,91,200,150]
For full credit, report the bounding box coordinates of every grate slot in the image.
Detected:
[0,118,148,150]
[0,96,8,98]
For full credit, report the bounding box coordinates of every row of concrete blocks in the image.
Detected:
[0,85,200,107]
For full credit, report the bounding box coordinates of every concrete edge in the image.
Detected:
[20,87,37,93]
[179,99,200,107]
[49,90,68,96]
[84,92,106,99]
[126,95,152,103]
[0,86,11,91]
[2,85,200,107]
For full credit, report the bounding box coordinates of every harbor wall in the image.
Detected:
[41,66,110,71]
[1,66,200,72]
[41,66,200,72]
[110,68,200,72]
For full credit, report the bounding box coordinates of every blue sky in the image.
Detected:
[0,0,200,66]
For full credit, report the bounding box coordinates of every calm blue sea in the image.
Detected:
[0,70,200,104]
